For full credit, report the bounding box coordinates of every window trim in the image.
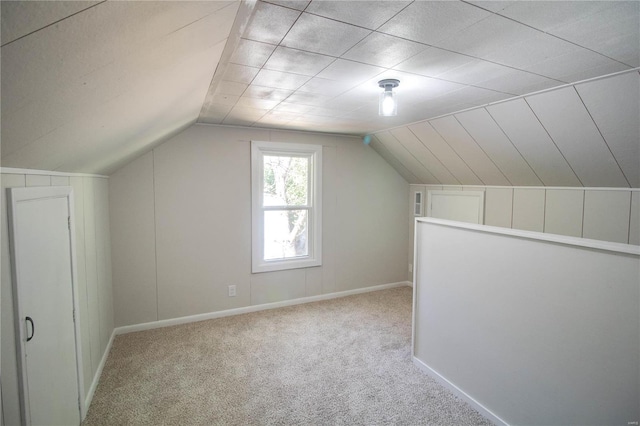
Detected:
[251,140,322,273]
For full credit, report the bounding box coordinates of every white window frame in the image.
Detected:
[251,140,322,273]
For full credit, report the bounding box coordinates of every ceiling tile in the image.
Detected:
[305,1,411,30]
[251,69,311,90]
[436,13,540,59]
[198,103,233,124]
[243,85,293,102]
[209,93,239,106]
[525,49,629,82]
[215,81,249,97]
[262,0,310,11]
[284,91,333,107]
[575,72,640,187]
[394,47,475,77]
[272,101,314,114]
[342,32,428,68]
[243,1,301,45]
[526,86,629,187]
[549,2,640,67]
[495,1,613,32]
[264,46,334,76]
[378,1,491,46]
[486,99,581,186]
[316,59,385,84]
[230,38,276,68]
[298,77,353,97]
[222,64,260,85]
[223,105,269,126]
[437,60,515,86]
[475,69,561,95]
[281,13,371,56]
[236,97,280,110]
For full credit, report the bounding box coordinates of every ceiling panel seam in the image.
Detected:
[428,121,486,185]
[407,127,462,185]
[0,0,107,48]
[462,0,637,69]
[371,135,419,183]
[376,132,427,183]
[452,114,513,185]
[390,130,443,185]
[571,86,632,188]
[388,131,440,184]
[522,97,584,187]
[483,107,546,186]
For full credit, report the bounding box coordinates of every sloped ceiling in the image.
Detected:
[1,0,639,185]
[372,71,639,187]
[1,1,242,174]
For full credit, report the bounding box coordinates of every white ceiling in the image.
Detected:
[1,0,639,184]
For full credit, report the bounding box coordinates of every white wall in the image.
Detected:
[413,219,639,425]
[0,170,114,425]
[109,124,409,327]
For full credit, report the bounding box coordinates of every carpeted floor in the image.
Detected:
[83,287,491,425]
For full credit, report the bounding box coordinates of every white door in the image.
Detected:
[8,186,84,426]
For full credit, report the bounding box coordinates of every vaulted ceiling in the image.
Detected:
[1,1,639,185]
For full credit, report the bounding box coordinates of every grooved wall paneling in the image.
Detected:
[583,190,631,244]
[1,172,113,426]
[544,189,584,237]
[512,188,545,232]
[630,192,640,245]
[109,152,158,327]
[484,187,513,228]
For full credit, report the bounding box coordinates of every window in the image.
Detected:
[251,141,322,273]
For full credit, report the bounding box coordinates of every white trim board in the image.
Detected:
[411,184,640,192]
[115,281,411,335]
[1,167,108,178]
[412,357,509,426]
[84,329,115,418]
[417,217,640,255]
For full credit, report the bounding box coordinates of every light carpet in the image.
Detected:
[83,287,491,425]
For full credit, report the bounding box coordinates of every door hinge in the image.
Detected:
[68,216,71,230]
[73,309,76,322]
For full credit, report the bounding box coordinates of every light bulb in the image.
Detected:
[382,92,395,116]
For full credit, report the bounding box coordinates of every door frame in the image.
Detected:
[7,186,86,425]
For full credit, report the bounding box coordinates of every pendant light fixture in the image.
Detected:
[378,79,400,116]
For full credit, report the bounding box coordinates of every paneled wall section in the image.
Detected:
[109,124,409,328]
[409,184,640,268]
[1,171,114,425]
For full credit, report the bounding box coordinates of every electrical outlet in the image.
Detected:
[228,285,236,297]
[408,263,413,273]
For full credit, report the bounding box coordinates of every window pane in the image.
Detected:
[264,209,309,260]
[263,155,308,207]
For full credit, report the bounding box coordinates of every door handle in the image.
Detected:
[26,316,34,342]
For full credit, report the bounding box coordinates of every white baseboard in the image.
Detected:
[115,281,412,336]
[412,357,508,426]
[84,329,116,418]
